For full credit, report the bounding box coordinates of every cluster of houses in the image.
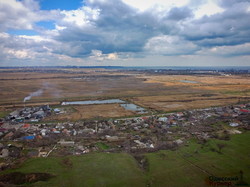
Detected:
[5,105,52,123]
[0,103,249,166]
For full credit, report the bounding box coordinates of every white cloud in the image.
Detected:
[0,0,61,32]
[55,25,66,31]
[198,43,250,56]
[89,50,118,61]
[122,0,189,11]
[194,0,224,18]
[0,31,60,62]
[0,0,25,10]
[0,0,249,66]
[0,0,35,30]
[61,7,100,27]
[144,35,198,55]
[107,53,118,60]
[18,35,53,42]
[0,32,9,38]
[5,49,31,59]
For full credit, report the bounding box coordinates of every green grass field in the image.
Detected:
[1,132,250,187]
[146,133,250,187]
[0,111,9,118]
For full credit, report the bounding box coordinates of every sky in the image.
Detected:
[0,0,250,66]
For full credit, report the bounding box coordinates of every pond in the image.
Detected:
[62,99,125,105]
[180,80,198,84]
[120,104,147,114]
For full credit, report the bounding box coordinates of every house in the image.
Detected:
[15,117,24,122]
[41,105,51,111]
[229,123,239,127]
[9,110,19,118]
[0,128,7,133]
[40,129,47,136]
[105,135,119,142]
[22,124,30,128]
[176,112,184,117]
[158,117,168,122]
[33,110,45,119]
[39,151,48,157]
[174,139,184,145]
[240,109,249,113]
[0,149,9,158]
[58,140,75,147]
[54,108,61,113]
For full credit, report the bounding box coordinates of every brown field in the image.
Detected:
[45,104,135,121]
[0,68,249,119]
[143,74,250,91]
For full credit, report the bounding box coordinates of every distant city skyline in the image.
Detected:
[0,0,250,66]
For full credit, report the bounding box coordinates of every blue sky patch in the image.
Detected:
[36,21,55,30]
[39,0,84,10]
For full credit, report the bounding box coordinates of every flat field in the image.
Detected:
[45,104,135,121]
[0,68,249,119]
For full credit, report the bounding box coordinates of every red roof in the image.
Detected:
[22,124,30,128]
[240,109,249,113]
[0,128,7,132]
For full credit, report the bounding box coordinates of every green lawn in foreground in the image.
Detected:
[1,132,249,187]
[1,153,146,187]
[146,132,250,187]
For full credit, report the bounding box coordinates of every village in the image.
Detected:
[0,102,249,170]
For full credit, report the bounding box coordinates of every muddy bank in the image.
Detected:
[0,172,55,185]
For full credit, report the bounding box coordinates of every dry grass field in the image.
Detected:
[133,74,250,112]
[0,68,249,119]
[45,104,135,121]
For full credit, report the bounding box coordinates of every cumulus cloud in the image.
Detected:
[89,50,118,61]
[218,0,250,8]
[52,0,157,57]
[194,0,224,18]
[51,0,250,59]
[60,6,100,27]
[0,0,61,32]
[144,35,199,55]
[0,0,250,66]
[167,7,193,20]
[180,1,250,47]
[198,43,250,56]
[0,31,60,65]
[0,0,36,31]
[121,0,189,11]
